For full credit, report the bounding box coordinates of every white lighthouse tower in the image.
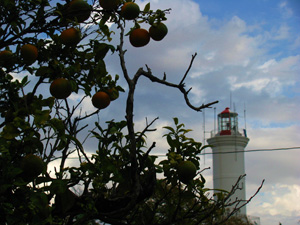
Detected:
[207,107,249,215]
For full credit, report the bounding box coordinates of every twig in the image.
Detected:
[179,53,197,85]
[136,117,159,142]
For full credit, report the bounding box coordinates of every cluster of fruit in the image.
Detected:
[60,0,169,47]
[50,0,116,109]
[1,0,168,110]
[49,0,168,108]
[0,0,89,67]
[100,0,168,47]
[0,1,119,110]
[0,44,39,66]
[49,78,118,110]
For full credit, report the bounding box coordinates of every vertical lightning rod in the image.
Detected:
[203,108,206,165]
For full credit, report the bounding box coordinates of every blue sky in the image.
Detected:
[24,0,299,224]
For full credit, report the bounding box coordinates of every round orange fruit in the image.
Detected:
[177,160,197,184]
[0,50,14,67]
[60,27,81,45]
[149,22,168,41]
[21,154,45,180]
[50,78,72,99]
[129,28,150,47]
[92,91,111,109]
[99,0,120,10]
[120,2,140,20]
[66,0,92,23]
[20,44,38,64]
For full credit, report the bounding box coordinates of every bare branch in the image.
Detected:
[137,117,159,142]
[116,20,130,84]
[179,52,197,85]
[139,66,218,112]
[213,176,265,225]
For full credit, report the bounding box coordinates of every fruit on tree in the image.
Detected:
[149,22,168,41]
[177,160,197,184]
[66,0,92,23]
[99,0,120,10]
[21,154,45,180]
[0,50,14,67]
[120,2,140,20]
[0,50,12,59]
[129,28,150,47]
[106,88,119,101]
[60,27,81,45]
[92,91,111,109]
[50,78,72,99]
[20,44,38,64]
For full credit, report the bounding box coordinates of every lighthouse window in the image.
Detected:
[231,116,238,132]
[220,117,230,131]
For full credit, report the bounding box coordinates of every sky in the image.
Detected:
[94,0,299,224]
[12,0,299,224]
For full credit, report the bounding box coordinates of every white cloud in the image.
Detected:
[270,55,300,78]
[273,24,290,40]
[189,86,207,105]
[247,124,300,149]
[248,184,300,224]
[257,59,277,73]
[204,51,216,61]
[279,1,294,19]
[293,36,300,48]
[147,0,203,28]
[224,54,300,98]
[231,78,275,92]
[208,17,258,65]
[270,185,300,216]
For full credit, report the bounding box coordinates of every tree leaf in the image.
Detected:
[173,117,179,125]
[144,2,150,12]
[1,124,20,139]
[163,126,175,133]
[166,135,175,149]
[34,110,50,126]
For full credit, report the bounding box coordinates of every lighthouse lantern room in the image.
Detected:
[218,107,239,135]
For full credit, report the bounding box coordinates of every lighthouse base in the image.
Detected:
[207,135,249,216]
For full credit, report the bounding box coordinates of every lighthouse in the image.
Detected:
[207,107,249,215]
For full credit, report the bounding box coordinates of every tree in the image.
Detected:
[0,0,263,224]
[221,215,254,225]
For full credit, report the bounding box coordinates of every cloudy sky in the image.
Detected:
[47,0,300,224]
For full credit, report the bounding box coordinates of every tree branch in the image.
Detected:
[140,62,218,112]
[179,52,197,85]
